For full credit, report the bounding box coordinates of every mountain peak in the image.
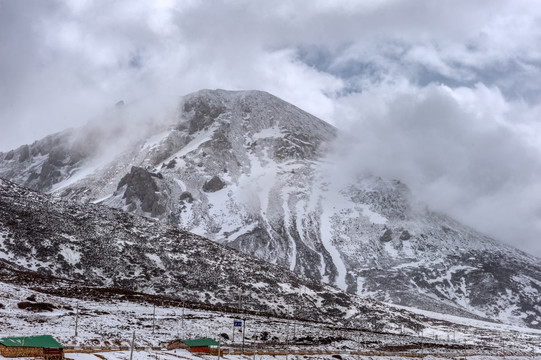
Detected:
[180,88,336,138]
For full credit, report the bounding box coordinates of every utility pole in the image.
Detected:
[181,304,185,338]
[74,303,79,337]
[152,304,156,334]
[292,305,296,341]
[286,333,289,360]
[129,331,135,360]
[234,290,243,346]
[420,330,424,356]
[286,306,290,360]
[286,305,290,344]
[356,331,360,360]
[238,290,243,313]
[242,318,246,354]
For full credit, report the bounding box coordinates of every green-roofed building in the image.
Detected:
[0,335,63,359]
[179,338,219,353]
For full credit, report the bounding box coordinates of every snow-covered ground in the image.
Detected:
[59,350,541,360]
[2,349,541,360]
[1,280,541,360]
[389,302,541,335]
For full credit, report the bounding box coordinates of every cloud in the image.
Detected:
[0,0,344,150]
[1,0,541,257]
[332,81,541,257]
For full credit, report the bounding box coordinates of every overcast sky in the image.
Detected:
[2,0,541,258]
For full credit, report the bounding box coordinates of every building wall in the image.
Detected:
[189,346,210,353]
[44,348,64,356]
[209,347,227,356]
[0,345,63,358]
[166,341,188,350]
[0,345,43,358]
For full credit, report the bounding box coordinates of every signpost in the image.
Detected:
[233,320,242,342]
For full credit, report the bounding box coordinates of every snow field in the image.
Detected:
[3,275,541,358]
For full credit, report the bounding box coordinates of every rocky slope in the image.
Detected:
[0,177,423,334]
[1,89,540,329]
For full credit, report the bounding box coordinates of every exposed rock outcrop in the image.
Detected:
[202,176,226,192]
[117,167,165,216]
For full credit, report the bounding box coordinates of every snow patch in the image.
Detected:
[175,127,217,157]
[319,201,348,290]
[358,204,387,224]
[60,246,81,265]
[252,124,284,140]
[145,254,165,270]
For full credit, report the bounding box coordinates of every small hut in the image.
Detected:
[0,335,63,359]
[179,338,219,353]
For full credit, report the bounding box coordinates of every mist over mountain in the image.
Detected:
[1,89,540,330]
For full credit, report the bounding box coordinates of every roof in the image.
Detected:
[0,335,63,349]
[181,338,219,347]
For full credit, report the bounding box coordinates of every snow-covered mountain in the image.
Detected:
[1,89,540,329]
[4,177,541,359]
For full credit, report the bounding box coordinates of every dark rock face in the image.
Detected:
[379,228,393,242]
[179,191,193,203]
[117,167,165,216]
[400,230,412,240]
[19,145,30,162]
[4,150,14,161]
[182,96,226,134]
[202,176,226,192]
[165,159,176,169]
[38,162,62,189]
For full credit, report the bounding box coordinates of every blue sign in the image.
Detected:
[234,321,242,327]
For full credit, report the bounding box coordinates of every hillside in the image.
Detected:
[2,248,541,357]
[0,177,422,333]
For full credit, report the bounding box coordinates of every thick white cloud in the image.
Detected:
[332,81,541,257]
[1,0,541,257]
